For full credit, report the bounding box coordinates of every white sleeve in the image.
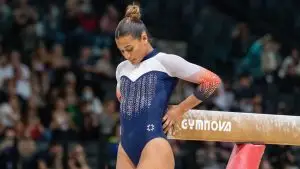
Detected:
[157,54,207,82]
[157,53,222,100]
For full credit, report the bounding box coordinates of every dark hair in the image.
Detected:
[115,4,148,39]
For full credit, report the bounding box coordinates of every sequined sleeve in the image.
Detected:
[158,54,222,101]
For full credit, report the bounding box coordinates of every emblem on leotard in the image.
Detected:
[147,124,155,131]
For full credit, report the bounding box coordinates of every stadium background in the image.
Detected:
[0,0,300,168]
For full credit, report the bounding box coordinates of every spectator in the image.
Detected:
[261,40,281,75]
[0,0,12,37]
[238,34,272,79]
[0,95,21,129]
[260,158,273,169]
[2,50,31,99]
[18,137,37,169]
[24,97,50,141]
[81,85,103,115]
[212,79,235,111]
[50,43,70,70]
[50,98,77,140]
[84,48,115,79]
[78,0,97,33]
[0,51,8,88]
[233,72,256,112]
[68,144,90,169]
[99,4,119,34]
[78,100,99,140]
[35,142,63,169]
[0,128,18,169]
[279,48,300,78]
[62,0,80,34]
[99,99,118,136]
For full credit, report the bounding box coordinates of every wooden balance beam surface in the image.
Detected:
[167,110,300,146]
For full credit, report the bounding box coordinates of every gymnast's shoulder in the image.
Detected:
[155,52,182,62]
[116,60,129,75]
[155,52,187,67]
[116,60,129,70]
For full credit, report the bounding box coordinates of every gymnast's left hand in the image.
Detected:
[162,106,183,134]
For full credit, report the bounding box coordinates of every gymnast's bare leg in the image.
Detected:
[116,144,135,169]
[137,138,175,169]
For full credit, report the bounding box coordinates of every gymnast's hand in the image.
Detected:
[162,106,183,134]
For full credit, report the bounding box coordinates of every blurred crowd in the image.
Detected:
[0,0,300,169]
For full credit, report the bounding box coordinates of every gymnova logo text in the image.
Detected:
[181,119,232,132]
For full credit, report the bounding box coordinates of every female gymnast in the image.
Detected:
[115,4,222,169]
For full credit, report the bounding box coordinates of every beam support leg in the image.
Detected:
[226,144,266,169]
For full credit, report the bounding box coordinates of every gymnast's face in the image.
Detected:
[116,32,149,64]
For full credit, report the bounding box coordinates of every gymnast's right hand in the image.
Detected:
[162,106,183,134]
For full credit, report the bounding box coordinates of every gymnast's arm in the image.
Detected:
[116,87,121,102]
[159,54,222,113]
[115,63,123,102]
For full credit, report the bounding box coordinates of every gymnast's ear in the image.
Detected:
[141,31,148,44]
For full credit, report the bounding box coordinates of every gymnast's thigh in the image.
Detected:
[116,144,135,169]
[137,138,175,169]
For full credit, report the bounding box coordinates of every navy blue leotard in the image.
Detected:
[116,49,221,166]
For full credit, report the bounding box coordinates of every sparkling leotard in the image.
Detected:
[116,49,221,166]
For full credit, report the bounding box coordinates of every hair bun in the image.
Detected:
[125,4,141,21]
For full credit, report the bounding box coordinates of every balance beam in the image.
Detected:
[167,110,300,146]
